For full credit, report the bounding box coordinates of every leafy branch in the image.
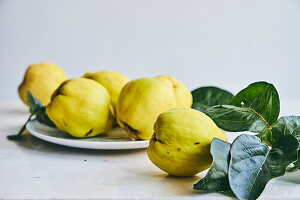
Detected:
[193,82,279,133]
[192,81,300,199]
[194,134,299,200]
[7,91,55,140]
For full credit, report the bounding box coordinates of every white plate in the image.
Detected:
[26,120,149,150]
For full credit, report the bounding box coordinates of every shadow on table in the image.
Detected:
[138,171,236,198]
[163,175,236,198]
[5,125,146,156]
[276,168,300,184]
[192,188,236,198]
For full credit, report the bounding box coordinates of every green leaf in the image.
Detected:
[193,138,231,191]
[231,81,280,125]
[192,87,234,112]
[201,82,279,133]
[260,116,300,170]
[36,107,56,127]
[192,102,209,113]
[205,105,269,132]
[27,91,43,113]
[27,91,55,127]
[229,134,269,200]
[8,93,55,140]
[229,134,299,200]
[269,116,300,143]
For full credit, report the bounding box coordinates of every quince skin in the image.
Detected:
[155,75,192,108]
[18,63,67,105]
[147,108,228,176]
[116,76,192,140]
[83,71,129,108]
[46,78,114,138]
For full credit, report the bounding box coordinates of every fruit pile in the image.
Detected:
[14,62,228,177]
[9,62,300,199]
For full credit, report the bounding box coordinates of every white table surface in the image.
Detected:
[1,101,300,200]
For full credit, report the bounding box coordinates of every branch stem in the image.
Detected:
[7,113,35,140]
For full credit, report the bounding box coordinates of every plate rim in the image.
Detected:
[26,120,149,150]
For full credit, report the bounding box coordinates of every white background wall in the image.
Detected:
[1,0,300,102]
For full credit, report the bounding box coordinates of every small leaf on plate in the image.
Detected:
[205,105,269,132]
[192,87,234,112]
[8,91,56,140]
[27,91,43,113]
[35,107,56,127]
[231,81,280,125]
[229,134,299,200]
[194,138,231,191]
[27,91,56,127]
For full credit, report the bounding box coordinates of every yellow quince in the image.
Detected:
[147,108,228,176]
[155,75,192,108]
[83,71,129,108]
[18,63,67,105]
[116,76,192,140]
[46,78,114,138]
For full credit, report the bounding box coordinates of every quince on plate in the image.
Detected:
[116,76,192,140]
[46,78,114,138]
[147,108,228,176]
[83,71,129,108]
[18,63,67,106]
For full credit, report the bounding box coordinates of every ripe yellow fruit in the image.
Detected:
[83,71,129,108]
[46,78,114,138]
[116,76,192,140]
[155,75,192,108]
[18,63,67,105]
[147,108,227,176]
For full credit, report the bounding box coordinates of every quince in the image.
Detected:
[116,76,192,140]
[155,75,192,108]
[147,108,228,176]
[46,78,114,138]
[83,71,129,108]
[18,63,67,106]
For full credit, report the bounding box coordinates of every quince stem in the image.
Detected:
[7,113,35,140]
